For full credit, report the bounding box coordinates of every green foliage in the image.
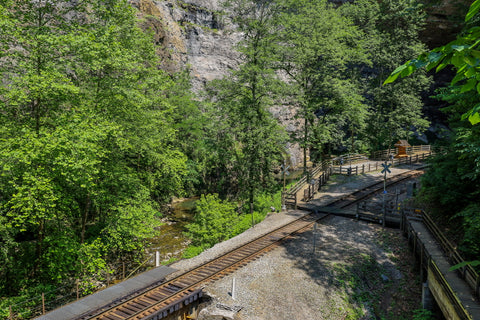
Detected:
[454,204,480,258]
[185,194,238,248]
[181,246,204,259]
[385,0,480,125]
[207,0,287,209]
[183,189,282,257]
[276,0,369,161]
[0,0,191,299]
[412,309,435,320]
[342,0,431,151]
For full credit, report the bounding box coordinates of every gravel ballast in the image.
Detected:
[168,165,423,320]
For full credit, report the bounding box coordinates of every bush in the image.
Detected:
[181,246,204,259]
[183,190,284,259]
[184,194,238,248]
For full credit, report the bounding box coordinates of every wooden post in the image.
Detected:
[420,244,424,281]
[9,305,12,320]
[476,276,480,297]
[400,208,404,232]
[362,164,365,174]
[376,162,378,171]
[42,292,45,315]
[76,279,79,300]
[413,234,417,263]
[355,166,358,175]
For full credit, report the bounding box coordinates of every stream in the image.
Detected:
[147,198,197,263]
[146,168,304,264]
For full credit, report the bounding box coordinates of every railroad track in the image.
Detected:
[76,168,423,320]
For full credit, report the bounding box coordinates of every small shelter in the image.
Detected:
[394,140,410,158]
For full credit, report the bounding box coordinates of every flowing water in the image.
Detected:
[146,168,303,264]
[147,198,197,263]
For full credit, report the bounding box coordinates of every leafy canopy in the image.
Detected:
[384,0,480,124]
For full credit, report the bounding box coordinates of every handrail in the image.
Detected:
[429,259,474,320]
[422,210,480,299]
[284,145,434,207]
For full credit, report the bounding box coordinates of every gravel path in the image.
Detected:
[167,164,423,320]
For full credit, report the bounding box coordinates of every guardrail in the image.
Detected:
[403,214,476,319]
[428,259,473,320]
[283,160,332,209]
[371,145,432,160]
[402,208,480,299]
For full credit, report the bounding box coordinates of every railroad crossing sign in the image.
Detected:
[281,162,290,176]
[381,162,391,174]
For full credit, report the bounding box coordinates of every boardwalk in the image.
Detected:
[409,220,480,319]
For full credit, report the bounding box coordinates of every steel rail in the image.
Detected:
[76,212,328,320]
[326,169,424,209]
[77,168,424,320]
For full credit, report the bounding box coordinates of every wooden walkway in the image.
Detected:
[36,266,177,320]
[409,219,480,319]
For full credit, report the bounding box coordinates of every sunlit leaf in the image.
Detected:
[466,0,480,22]
[450,260,480,271]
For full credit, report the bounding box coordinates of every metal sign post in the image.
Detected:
[281,160,290,211]
[380,161,391,227]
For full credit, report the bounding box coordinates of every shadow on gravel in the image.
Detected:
[281,216,421,319]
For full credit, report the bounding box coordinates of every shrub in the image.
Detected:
[184,194,238,248]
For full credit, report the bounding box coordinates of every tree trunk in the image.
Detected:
[81,194,91,244]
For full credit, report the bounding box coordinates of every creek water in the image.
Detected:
[146,168,303,263]
[147,198,197,263]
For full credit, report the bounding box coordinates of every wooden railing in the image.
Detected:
[283,160,332,209]
[403,213,478,319]
[283,145,435,208]
[371,144,432,160]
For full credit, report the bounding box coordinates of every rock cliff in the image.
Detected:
[129,0,471,166]
[130,0,241,92]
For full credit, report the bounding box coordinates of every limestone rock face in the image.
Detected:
[129,0,466,166]
[130,0,241,92]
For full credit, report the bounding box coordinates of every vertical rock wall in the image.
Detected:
[129,0,469,167]
[130,0,241,92]
[130,0,305,166]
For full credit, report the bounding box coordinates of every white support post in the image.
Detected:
[231,277,236,300]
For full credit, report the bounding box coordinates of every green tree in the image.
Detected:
[0,0,189,296]
[185,194,238,248]
[208,0,287,219]
[385,0,480,263]
[342,0,431,152]
[275,0,369,165]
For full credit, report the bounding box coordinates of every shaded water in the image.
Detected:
[146,169,304,263]
[147,198,197,263]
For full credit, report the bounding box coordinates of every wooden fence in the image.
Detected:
[284,145,435,208]
[371,144,432,160]
[422,211,480,298]
[283,160,333,209]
